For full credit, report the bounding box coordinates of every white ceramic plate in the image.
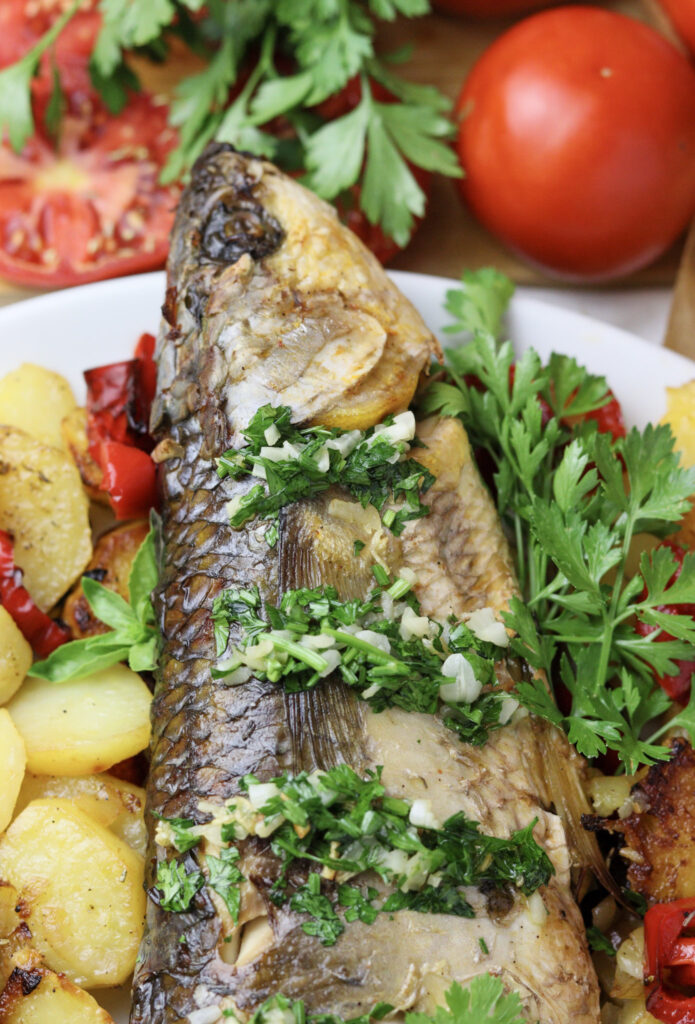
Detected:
[0,269,693,1024]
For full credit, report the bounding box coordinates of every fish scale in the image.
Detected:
[131,143,600,1024]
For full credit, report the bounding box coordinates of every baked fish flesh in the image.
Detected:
[131,144,600,1024]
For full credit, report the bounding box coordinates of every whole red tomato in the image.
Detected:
[433,0,552,16]
[657,0,695,56]
[456,7,695,280]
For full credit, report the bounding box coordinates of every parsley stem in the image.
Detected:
[268,636,329,673]
[321,627,407,670]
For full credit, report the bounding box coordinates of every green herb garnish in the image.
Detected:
[222,977,525,1024]
[4,2,459,247]
[217,405,434,538]
[586,925,616,957]
[421,268,695,772]
[29,523,160,682]
[211,570,515,748]
[153,858,204,913]
[206,846,244,924]
[242,764,553,940]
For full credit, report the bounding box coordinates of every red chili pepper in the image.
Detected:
[96,441,158,521]
[645,898,695,1024]
[635,540,695,703]
[0,531,70,658]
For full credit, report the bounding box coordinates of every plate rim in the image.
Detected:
[1,268,693,376]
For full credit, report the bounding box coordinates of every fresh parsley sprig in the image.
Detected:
[211,569,516,748]
[222,977,526,1024]
[5,1,459,246]
[29,525,160,682]
[218,405,435,539]
[421,268,695,772]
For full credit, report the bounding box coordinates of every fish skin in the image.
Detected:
[131,144,599,1024]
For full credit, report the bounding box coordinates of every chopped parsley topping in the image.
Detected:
[217,405,435,538]
[206,846,244,924]
[153,858,204,913]
[211,570,517,748]
[222,975,526,1024]
[154,764,553,943]
[153,845,243,921]
[586,925,616,957]
[421,267,695,772]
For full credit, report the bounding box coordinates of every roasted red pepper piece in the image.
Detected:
[582,390,626,440]
[0,531,70,658]
[84,358,153,455]
[134,332,157,411]
[635,540,695,703]
[645,898,695,1024]
[96,441,158,521]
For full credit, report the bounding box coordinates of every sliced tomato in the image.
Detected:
[0,92,180,287]
[0,0,100,98]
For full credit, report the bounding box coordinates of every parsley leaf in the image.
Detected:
[422,266,695,772]
[1,1,456,246]
[290,872,344,946]
[586,925,616,956]
[206,846,244,924]
[153,858,204,913]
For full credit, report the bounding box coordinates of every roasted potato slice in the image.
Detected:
[63,520,150,639]
[598,740,695,902]
[0,923,32,992]
[0,882,20,940]
[0,426,92,611]
[0,799,145,988]
[0,710,25,832]
[60,407,106,502]
[0,609,32,706]
[7,665,152,776]
[0,946,115,1023]
[15,772,146,857]
[0,364,78,453]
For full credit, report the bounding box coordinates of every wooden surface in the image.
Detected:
[0,0,684,310]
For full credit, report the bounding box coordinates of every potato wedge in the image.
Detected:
[0,427,92,611]
[15,772,146,857]
[60,407,107,502]
[63,520,150,639]
[0,799,145,987]
[0,923,32,992]
[0,946,115,1023]
[7,665,152,776]
[0,364,77,453]
[662,379,695,467]
[0,711,25,832]
[0,609,32,706]
[0,882,20,939]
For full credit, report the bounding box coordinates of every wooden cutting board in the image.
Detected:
[0,0,683,309]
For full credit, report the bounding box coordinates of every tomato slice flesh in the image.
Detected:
[0,94,180,287]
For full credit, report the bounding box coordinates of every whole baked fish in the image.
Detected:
[132,144,599,1024]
